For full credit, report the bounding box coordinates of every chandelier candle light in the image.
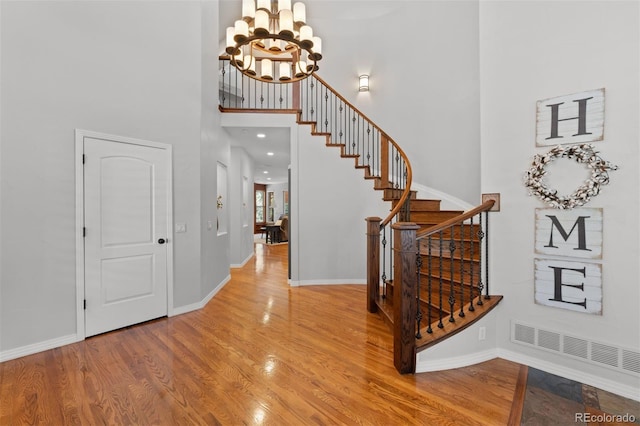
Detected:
[225,0,322,82]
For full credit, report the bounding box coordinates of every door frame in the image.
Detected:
[75,129,174,339]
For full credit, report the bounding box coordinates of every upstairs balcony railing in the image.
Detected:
[219,57,413,229]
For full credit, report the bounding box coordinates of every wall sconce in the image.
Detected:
[358,74,369,92]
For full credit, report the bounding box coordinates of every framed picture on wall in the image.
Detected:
[283,191,288,215]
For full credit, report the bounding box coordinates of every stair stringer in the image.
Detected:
[414,305,501,373]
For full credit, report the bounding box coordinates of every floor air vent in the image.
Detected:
[511,321,640,377]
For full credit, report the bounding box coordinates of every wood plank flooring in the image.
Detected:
[0,242,521,425]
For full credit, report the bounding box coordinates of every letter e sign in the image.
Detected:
[534,258,602,315]
[536,89,604,146]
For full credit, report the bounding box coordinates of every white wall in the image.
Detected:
[200,1,230,301]
[480,1,639,394]
[0,1,228,354]
[230,146,255,266]
[294,126,389,284]
[221,113,390,284]
[313,0,481,204]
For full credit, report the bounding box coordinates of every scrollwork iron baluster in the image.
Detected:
[459,222,465,318]
[448,236,456,323]
[415,246,423,339]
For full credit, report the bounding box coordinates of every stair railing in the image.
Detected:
[219,57,413,224]
[389,199,495,372]
[220,57,413,306]
[221,58,465,374]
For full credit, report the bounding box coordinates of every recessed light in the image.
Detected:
[263,170,269,174]
[267,152,274,156]
[257,133,266,138]
[267,178,272,181]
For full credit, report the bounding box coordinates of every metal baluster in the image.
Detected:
[232,63,237,108]
[339,102,344,144]
[252,78,256,109]
[477,213,485,306]
[366,125,371,169]
[448,233,456,323]
[484,211,490,298]
[426,236,433,334]
[324,88,329,133]
[390,146,395,196]
[438,231,444,329]
[459,222,466,318]
[243,70,247,107]
[395,149,400,200]
[220,61,227,107]
[468,216,476,312]
[381,225,387,298]
[260,79,265,108]
[416,242,423,339]
[351,114,356,155]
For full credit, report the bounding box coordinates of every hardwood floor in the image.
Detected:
[0,242,521,425]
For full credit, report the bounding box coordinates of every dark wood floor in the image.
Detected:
[0,242,522,425]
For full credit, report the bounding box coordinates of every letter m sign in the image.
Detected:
[536,88,604,146]
[535,208,602,259]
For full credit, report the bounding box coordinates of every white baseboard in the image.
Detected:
[415,349,498,373]
[288,279,365,287]
[231,252,254,269]
[498,349,640,402]
[171,274,231,316]
[0,334,80,363]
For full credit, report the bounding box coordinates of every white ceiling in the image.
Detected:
[218,1,400,186]
[225,126,291,184]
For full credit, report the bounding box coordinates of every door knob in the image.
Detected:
[158,238,166,244]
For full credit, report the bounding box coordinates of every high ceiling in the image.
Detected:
[218,1,401,186]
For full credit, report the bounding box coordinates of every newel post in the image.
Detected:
[392,221,420,374]
[366,217,382,313]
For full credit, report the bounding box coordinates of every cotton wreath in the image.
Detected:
[524,143,618,209]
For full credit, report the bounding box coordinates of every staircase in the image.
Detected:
[219,58,502,374]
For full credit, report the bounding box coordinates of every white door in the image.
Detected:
[83,136,170,337]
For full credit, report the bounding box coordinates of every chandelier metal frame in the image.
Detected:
[225,0,322,83]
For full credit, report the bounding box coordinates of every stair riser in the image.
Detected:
[383,188,417,200]
[392,199,441,211]
[410,211,463,223]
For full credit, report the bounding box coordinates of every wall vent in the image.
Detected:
[564,335,588,359]
[511,321,640,377]
[514,323,535,345]
[591,342,619,368]
[622,350,640,374]
[538,329,560,352]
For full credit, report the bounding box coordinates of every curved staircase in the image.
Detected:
[219,58,502,374]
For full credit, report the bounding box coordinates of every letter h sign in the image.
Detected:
[536,89,604,146]
[534,208,603,315]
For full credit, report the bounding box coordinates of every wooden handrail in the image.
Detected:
[311,74,413,227]
[416,199,495,239]
[219,57,413,228]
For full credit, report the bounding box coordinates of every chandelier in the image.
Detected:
[225,0,322,83]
